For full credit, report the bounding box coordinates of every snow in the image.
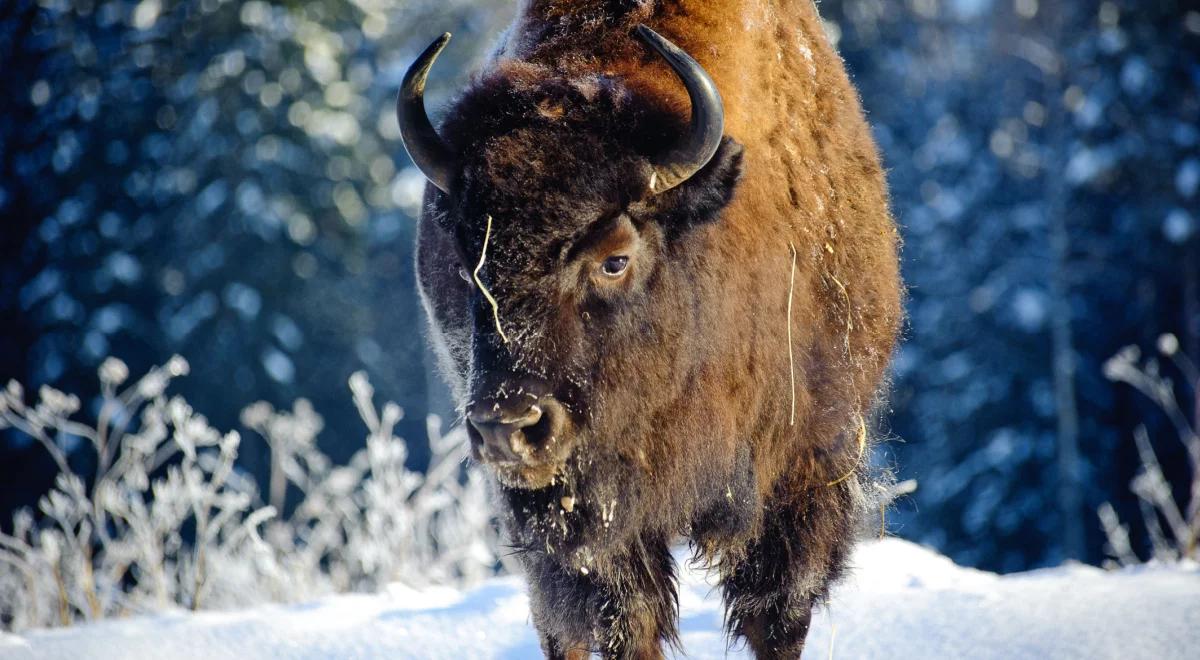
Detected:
[3,539,1197,660]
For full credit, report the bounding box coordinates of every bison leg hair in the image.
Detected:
[521,535,680,659]
[720,478,859,659]
[540,635,591,660]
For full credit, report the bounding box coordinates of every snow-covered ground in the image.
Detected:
[2,539,1197,659]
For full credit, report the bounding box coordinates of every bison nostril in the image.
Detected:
[519,408,554,447]
[467,400,561,463]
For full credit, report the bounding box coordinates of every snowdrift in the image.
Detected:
[3,538,1197,659]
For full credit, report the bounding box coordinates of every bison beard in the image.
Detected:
[401,1,903,658]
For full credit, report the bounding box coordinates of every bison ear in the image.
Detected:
[654,137,744,231]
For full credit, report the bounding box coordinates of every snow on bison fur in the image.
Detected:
[398,1,903,657]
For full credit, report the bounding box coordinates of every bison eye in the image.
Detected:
[458,266,471,283]
[600,255,630,278]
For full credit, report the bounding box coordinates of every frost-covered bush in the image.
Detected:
[1098,334,1199,566]
[0,357,499,631]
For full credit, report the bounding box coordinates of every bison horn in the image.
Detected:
[397,32,456,193]
[635,25,726,194]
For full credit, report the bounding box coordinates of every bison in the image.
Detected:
[398,1,902,657]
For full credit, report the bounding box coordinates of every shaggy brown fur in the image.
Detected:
[411,1,902,658]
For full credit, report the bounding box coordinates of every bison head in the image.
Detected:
[399,27,744,500]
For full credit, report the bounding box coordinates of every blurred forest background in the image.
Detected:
[1,0,1197,574]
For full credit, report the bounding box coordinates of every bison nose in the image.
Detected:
[467,402,548,463]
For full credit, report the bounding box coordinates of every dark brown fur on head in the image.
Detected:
[412,2,903,658]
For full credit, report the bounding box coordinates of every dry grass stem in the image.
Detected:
[787,242,798,426]
[826,414,867,487]
[829,272,853,360]
[473,214,510,344]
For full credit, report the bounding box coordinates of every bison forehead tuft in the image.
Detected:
[450,132,653,279]
[439,66,679,169]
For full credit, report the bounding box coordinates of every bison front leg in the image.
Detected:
[721,479,859,659]
[521,536,679,660]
